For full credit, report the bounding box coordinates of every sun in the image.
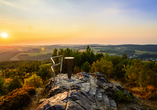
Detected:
[1,32,8,38]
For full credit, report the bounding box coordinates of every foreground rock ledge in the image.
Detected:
[36,72,130,110]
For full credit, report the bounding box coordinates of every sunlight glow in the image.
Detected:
[1,33,8,38]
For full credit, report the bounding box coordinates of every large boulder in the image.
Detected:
[36,72,135,110]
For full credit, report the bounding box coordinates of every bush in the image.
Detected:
[37,64,51,81]
[24,73,43,88]
[0,77,6,96]
[90,57,113,77]
[81,61,90,72]
[7,76,23,92]
[23,87,36,96]
[146,91,157,100]
[0,87,36,110]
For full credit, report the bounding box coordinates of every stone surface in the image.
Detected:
[96,88,103,101]
[102,94,110,109]
[37,92,67,110]
[37,72,133,110]
[81,83,90,92]
[110,99,117,110]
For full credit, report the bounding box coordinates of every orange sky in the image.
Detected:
[0,0,157,45]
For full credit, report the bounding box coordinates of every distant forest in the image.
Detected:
[0,44,157,61]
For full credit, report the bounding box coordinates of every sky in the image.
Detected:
[0,0,157,45]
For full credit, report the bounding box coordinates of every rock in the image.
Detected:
[91,72,105,78]
[81,91,96,103]
[47,86,63,98]
[111,81,124,90]
[81,83,90,92]
[37,73,137,110]
[66,100,84,110]
[89,87,97,95]
[102,94,110,109]
[77,72,89,81]
[44,102,51,110]
[97,77,110,88]
[36,92,67,110]
[68,90,95,110]
[96,88,103,101]
[89,75,97,95]
[77,72,89,78]
[71,84,80,90]
[51,105,64,110]
[110,99,117,110]
[38,98,46,105]
[81,72,90,78]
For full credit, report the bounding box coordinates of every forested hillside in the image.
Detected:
[0,46,157,109]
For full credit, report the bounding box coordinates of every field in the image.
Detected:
[135,50,157,55]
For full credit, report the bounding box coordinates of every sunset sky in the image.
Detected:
[0,0,157,45]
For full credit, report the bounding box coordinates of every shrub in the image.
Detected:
[146,91,157,100]
[81,61,90,72]
[0,77,6,96]
[37,64,51,81]
[7,76,23,92]
[90,57,113,77]
[73,66,80,74]
[24,73,43,88]
[0,87,36,110]
[23,87,36,96]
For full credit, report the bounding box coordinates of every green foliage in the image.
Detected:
[17,61,41,73]
[124,60,157,91]
[37,64,51,81]
[95,53,104,61]
[112,90,133,103]
[81,46,96,64]
[0,87,35,110]
[7,76,23,93]
[90,57,113,77]
[122,53,128,59]
[2,68,10,78]
[24,74,43,88]
[0,77,6,96]
[0,61,26,70]
[81,61,90,72]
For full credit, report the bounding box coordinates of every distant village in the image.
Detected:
[128,55,157,61]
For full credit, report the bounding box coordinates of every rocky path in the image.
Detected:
[36,72,153,110]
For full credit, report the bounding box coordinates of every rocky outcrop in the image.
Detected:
[36,72,132,110]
